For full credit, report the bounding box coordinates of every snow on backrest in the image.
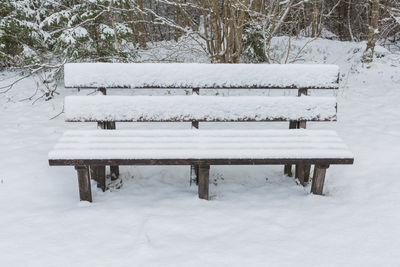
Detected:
[64,63,339,89]
[64,95,337,122]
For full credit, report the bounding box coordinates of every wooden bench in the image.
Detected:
[49,63,354,202]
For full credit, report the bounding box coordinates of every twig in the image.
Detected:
[0,68,42,93]
[19,86,40,102]
[50,104,65,120]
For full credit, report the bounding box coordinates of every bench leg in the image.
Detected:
[190,165,199,185]
[191,121,199,185]
[284,121,298,176]
[198,165,210,200]
[110,166,119,180]
[108,121,119,180]
[97,166,106,192]
[295,164,311,186]
[98,121,120,180]
[311,165,329,195]
[89,166,106,192]
[89,166,98,182]
[304,165,311,184]
[75,166,92,202]
[284,164,293,177]
[295,120,311,185]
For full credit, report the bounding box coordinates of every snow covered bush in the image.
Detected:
[0,0,45,68]
[41,0,137,62]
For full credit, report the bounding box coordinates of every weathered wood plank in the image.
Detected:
[65,63,340,89]
[50,158,354,166]
[304,165,311,184]
[69,118,337,123]
[75,166,92,202]
[89,166,106,192]
[311,165,329,195]
[97,166,106,192]
[97,121,106,129]
[284,164,293,177]
[89,166,98,182]
[98,87,107,95]
[192,88,200,95]
[191,121,199,129]
[298,88,308,96]
[69,86,339,89]
[296,164,311,186]
[190,165,199,185]
[198,165,210,200]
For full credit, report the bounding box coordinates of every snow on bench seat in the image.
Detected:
[48,129,354,164]
[65,95,337,122]
[64,63,340,89]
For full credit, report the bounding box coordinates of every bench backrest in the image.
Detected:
[64,95,337,122]
[64,63,339,90]
[64,63,340,124]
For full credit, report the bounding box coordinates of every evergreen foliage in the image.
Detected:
[0,0,400,68]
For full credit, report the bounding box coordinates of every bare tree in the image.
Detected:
[364,0,380,62]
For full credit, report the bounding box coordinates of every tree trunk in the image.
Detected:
[365,0,380,60]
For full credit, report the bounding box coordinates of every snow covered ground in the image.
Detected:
[1,38,400,266]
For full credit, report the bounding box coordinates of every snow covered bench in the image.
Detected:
[49,130,354,202]
[49,63,352,202]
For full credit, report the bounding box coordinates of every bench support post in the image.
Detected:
[107,121,119,180]
[97,87,119,180]
[75,166,92,202]
[295,116,311,185]
[311,165,329,195]
[284,121,298,177]
[90,166,106,192]
[190,89,200,186]
[295,164,311,185]
[89,166,98,182]
[190,165,199,185]
[198,165,210,200]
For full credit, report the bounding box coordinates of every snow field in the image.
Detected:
[1,38,400,266]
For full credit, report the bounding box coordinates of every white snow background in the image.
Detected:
[1,38,400,266]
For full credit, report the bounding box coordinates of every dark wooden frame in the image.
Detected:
[50,158,353,166]
[67,85,339,89]
[60,158,352,202]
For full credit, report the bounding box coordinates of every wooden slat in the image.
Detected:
[65,95,338,123]
[68,118,337,122]
[50,158,354,166]
[49,130,353,165]
[64,63,340,89]
[69,86,339,90]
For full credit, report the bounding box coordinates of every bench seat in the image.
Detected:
[49,129,353,165]
[65,95,337,122]
[48,129,353,201]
